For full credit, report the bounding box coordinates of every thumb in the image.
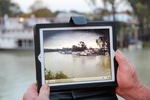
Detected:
[38,84,50,100]
[116,50,128,67]
[115,87,123,96]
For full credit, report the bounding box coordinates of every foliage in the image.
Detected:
[45,70,55,80]
[0,0,22,16]
[45,69,68,80]
[84,0,118,20]
[32,8,54,17]
[55,71,68,79]
[30,0,45,12]
[21,0,54,17]
[85,0,150,42]
[20,13,32,18]
[21,8,54,17]
[127,0,150,36]
[72,41,87,51]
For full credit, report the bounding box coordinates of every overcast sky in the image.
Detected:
[44,31,101,49]
[12,0,94,13]
[12,0,132,13]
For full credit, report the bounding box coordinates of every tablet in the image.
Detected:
[34,21,117,91]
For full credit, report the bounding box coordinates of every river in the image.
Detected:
[45,52,111,84]
[0,48,150,100]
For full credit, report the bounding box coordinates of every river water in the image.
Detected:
[45,52,111,84]
[0,48,150,100]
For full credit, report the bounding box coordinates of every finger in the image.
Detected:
[29,83,38,91]
[115,87,120,94]
[115,50,129,67]
[115,87,123,96]
[23,83,38,100]
[116,50,136,70]
[38,84,50,100]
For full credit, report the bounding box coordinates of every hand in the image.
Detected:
[115,50,150,100]
[23,83,50,100]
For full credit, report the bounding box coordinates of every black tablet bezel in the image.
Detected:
[34,21,118,92]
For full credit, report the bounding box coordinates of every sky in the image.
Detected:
[44,31,100,49]
[11,0,132,13]
[12,0,94,13]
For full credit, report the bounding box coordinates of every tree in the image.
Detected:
[78,41,87,50]
[72,41,87,51]
[141,1,150,35]
[127,0,150,38]
[127,0,143,33]
[21,8,54,18]
[24,0,54,17]
[9,2,22,16]
[32,8,54,17]
[96,36,104,48]
[72,45,78,51]
[0,0,22,17]
[30,0,45,12]
[84,0,120,21]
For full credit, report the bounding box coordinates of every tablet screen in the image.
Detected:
[39,26,115,86]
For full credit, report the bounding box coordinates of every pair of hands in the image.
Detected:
[23,50,147,100]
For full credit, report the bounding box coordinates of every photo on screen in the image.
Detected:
[40,26,115,86]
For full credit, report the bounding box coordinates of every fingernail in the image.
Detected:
[116,50,123,55]
[43,84,49,90]
[116,50,124,60]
